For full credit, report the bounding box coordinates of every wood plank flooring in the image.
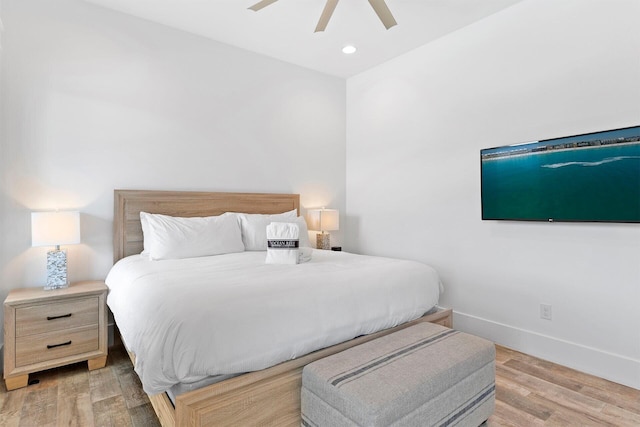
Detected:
[1,344,638,426]
[0,344,159,427]
[491,346,640,426]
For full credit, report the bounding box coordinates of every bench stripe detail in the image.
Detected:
[438,383,495,427]
[330,329,458,387]
[301,414,317,427]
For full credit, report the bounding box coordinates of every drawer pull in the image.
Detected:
[47,313,72,321]
[47,341,72,349]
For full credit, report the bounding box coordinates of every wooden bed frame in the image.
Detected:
[112,189,453,427]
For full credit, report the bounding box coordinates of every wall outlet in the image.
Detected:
[540,304,552,320]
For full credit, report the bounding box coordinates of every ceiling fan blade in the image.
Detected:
[315,0,339,32]
[248,0,279,12]
[367,0,397,29]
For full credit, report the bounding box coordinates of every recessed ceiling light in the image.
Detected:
[342,45,357,55]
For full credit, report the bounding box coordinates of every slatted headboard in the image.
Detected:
[113,190,300,262]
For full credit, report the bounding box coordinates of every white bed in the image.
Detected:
[106,250,441,396]
[109,190,451,426]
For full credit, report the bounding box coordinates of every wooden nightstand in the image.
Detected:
[3,281,108,391]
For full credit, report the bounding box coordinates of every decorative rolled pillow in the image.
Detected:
[265,222,299,265]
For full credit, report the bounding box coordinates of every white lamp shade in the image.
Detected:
[307,208,339,232]
[31,211,81,247]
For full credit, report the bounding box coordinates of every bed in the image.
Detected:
[109,189,452,427]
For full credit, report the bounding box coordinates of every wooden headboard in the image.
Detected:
[113,190,300,262]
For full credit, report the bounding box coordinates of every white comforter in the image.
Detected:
[105,250,441,395]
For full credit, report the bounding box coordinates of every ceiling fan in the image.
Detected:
[248,0,397,32]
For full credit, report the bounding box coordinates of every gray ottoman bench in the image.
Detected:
[301,322,495,427]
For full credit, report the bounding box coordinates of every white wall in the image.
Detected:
[346,0,640,388]
[0,0,346,343]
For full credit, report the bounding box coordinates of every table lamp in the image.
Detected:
[308,208,339,250]
[31,211,81,290]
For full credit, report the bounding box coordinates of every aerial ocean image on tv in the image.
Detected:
[481,126,640,222]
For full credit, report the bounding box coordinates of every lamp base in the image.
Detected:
[45,249,68,290]
[316,233,331,250]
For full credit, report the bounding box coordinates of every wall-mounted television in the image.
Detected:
[481,125,640,223]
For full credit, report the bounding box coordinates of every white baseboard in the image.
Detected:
[453,310,640,390]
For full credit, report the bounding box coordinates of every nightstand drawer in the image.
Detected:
[15,325,100,367]
[15,297,99,337]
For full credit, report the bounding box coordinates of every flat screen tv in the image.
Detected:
[481,125,640,223]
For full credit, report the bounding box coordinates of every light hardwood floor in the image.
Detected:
[0,344,159,427]
[492,346,640,426]
[1,344,638,426]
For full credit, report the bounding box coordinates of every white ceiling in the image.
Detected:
[82,0,522,78]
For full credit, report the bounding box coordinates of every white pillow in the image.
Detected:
[238,209,298,251]
[140,212,244,260]
[295,216,312,248]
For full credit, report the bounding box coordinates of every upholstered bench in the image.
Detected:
[301,322,495,427]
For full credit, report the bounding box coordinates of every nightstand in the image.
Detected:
[3,281,108,391]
